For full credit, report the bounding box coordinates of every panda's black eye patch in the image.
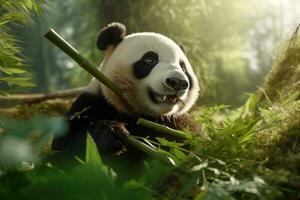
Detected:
[133,51,159,79]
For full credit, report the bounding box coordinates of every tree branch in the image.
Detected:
[0,87,85,107]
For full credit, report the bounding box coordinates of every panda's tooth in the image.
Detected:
[155,94,166,102]
[159,95,166,101]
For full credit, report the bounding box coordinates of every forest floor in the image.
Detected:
[0,89,299,199]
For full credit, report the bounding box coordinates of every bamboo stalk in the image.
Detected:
[137,118,192,140]
[127,135,176,166]
[44,29,123,97]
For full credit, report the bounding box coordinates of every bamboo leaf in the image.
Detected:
[156,137,185,148]
[85,132,102,166]
[23,0,33,9]
[0,67,26,75]
[0,77,35,87]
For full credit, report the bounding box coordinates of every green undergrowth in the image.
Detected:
[0,26,300,200]
[0,90,299,200]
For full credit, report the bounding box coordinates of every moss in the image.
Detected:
[261,26,300,101]
[250,28,300,192]
[0,99,72,119]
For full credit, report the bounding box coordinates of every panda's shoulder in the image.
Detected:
[67,92,119,119]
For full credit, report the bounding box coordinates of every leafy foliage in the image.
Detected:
[0,0,43,92]
[0,122,154,200]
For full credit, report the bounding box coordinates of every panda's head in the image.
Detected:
[90,22,199,117]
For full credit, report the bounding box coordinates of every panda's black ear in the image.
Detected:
[97,22,126,51]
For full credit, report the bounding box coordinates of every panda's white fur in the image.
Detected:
[88,32,199,117]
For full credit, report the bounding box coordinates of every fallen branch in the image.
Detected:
[0,87,85,108]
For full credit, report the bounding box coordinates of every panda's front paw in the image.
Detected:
[88,120,129,155]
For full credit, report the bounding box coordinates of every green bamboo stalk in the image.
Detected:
[44,29,123,97]
[126,135,176,166]
[137,118,192,140]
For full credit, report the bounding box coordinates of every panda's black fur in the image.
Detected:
[51,22,204,169]
[96,22,126,50]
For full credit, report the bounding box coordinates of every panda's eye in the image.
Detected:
[143,51,158,66]
[180,61,186,72]
[144,58,156,65]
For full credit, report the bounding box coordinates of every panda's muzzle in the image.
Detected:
[148,88,179,104]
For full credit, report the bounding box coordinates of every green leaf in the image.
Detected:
[0,20,9,26]
[23,0,33,9]
[170,148,186,160]
[85,133,102,166]
[0,67,26,75]
[156,137,185,148]
[0,77,35,87]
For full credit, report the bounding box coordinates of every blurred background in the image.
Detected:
[1,0,300,106]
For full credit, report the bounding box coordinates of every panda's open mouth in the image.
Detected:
[148,88,179,104]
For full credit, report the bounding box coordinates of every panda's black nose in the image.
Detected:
[166,78,189,91]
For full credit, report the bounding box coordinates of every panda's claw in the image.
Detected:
[88,120,129,154]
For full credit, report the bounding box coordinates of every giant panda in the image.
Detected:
[52,22,205,168]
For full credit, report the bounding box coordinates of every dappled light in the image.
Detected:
[0,0,299,199]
